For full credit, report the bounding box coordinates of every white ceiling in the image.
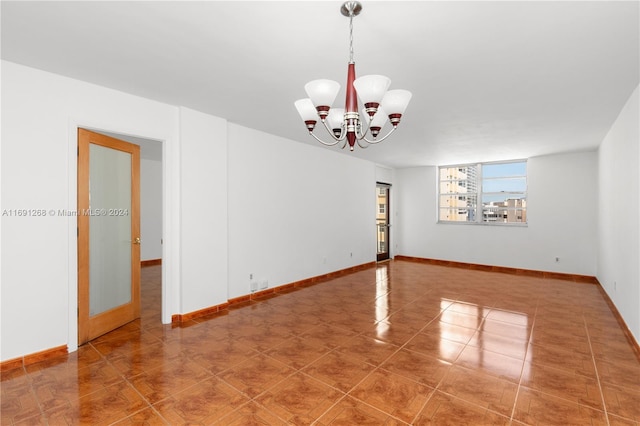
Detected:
[2,1,638,168]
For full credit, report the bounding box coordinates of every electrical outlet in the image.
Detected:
[555,257,560,262]
[350,252,353,258]
[250,282,258,292]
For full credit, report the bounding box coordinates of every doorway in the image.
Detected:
[77,129,141,344]
[376,183,391,262]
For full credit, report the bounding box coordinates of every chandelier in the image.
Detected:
[294,1,412,151]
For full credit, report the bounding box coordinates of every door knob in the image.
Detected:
[133,237,141,245]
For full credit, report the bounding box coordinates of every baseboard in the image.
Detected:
[594,281,640,362]
[6,258,638,371]
[394,255,639,360]
[394,255,598,283]
[4,263,378,367]
[173,261,377,323]
[171,302,230,323]
[0,345,68,372]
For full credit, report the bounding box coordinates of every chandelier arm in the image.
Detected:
[320,119,347,141]
[362,126,398,144]
[308,132,344,146]
[355,138,369,149]
[340,139,349,150]
[355,116,374,140]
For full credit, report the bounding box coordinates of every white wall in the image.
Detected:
[0,61,181,360]
[140,158,163,261]
[227,124,376,299]
[4,57,632,364]
[179,107,228,313]
[0,62,236,360]
[0,61,380,362]
[395,151,598,275]
[597,85,639,343]
[375,165,394,185]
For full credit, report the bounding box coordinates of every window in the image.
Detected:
[438,165,477,222]
[379,203,386,214]
[438,160,527,225]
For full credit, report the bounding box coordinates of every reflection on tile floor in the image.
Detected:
[2,261,639,425]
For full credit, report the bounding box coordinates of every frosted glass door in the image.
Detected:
[89,144,132,316]
[78,128,140,344]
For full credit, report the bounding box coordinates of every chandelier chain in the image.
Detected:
[349,8,354,63]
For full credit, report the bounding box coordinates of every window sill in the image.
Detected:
[437,221,528,227]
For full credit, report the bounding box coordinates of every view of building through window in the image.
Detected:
[439,161,527,224]
[376,186,389,254]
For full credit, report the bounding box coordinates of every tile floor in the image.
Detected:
[2,261,639,425]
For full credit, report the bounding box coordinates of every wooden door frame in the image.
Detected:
[66,122,173,355]
[77,128,141,344]
[376,182,391,262]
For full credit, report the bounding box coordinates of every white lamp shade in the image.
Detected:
[304,79,340,108]
[370,107,388,128]
[353,75,391,104]
[381,89,412,115]
[294,98,318,121]
[327,108,345,130]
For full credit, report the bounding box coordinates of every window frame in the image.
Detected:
[437,160,527,226]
